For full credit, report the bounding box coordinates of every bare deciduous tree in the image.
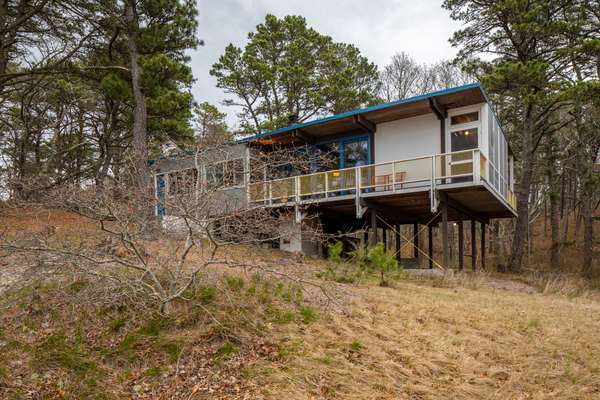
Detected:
[1,138,337,313]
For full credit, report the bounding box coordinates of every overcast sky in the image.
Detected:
[190,0,462,128]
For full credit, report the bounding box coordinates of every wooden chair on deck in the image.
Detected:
[374,171,407,191]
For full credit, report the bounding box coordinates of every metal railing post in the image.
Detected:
[473,149,480,183]
[392,160,396,191]
[355,166,361,218]
[268,182,273,205]
[324,172,329,198]
[430,155,436,212]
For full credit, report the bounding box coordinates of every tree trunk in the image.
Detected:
[125,0,151,193]
[582,195,594,277]
[493,220,504,271]
[0,0,8,77]
[509,116,534,272]
[550,186,560,269]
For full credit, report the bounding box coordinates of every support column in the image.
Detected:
[369,210,378,247]
[458,221,464,271]
[428,224,433,269]
[441,196,449,268]
[382,226,388,251]
[413,223,419,259]
[363,228,369,250]
[395,222,402,262]
[471,219,476,271]
[481,221,486,269]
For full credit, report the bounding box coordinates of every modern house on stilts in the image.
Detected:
[153,83,517,270]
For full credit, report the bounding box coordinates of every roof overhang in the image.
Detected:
[241,83,483,142]
[239,82,514,157]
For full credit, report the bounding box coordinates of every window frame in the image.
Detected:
[205,158,246,190]
[446,105,482,154]
[313,133,371,171]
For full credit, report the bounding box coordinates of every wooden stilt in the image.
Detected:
[481,221,486,269]
[441,196,449,268]
[363,228,369,249]
[395,222,401,262]
[382,226,388,251]
[369,210,378,247]
[413,223,419,259]
[471,219,476,271]
[458,220,464,271]
[428,224,433,269]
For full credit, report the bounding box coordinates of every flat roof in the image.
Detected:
[239,82,490,142]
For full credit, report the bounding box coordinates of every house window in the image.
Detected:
[168,168,198,196]
[314,135,370,171]
[447,108,481,180]
[448,107,480,158]
[451,128,478,152]
[344,140,369,167]
[451,111,479,125]
[206,158,245,189]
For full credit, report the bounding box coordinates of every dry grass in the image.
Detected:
[0,206,100,236]
[255,280,600,399]
[2,208,600,399]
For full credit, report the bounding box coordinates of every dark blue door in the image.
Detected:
[156,174,166,217]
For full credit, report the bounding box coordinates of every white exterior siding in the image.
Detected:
[374,113,440,163]
[370,102,512,195]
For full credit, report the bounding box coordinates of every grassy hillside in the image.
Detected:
[1,208,599,399]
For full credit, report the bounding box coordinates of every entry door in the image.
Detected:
[448,110,479,179]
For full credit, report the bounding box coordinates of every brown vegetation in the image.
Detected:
[1,209,600,399]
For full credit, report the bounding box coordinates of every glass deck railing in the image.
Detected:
[247,149,515,211]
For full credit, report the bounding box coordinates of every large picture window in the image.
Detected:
[314,135,370,171]
[168,168,198,196]
[206,158,245,189]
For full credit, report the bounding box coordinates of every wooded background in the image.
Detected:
[0,0,598,276]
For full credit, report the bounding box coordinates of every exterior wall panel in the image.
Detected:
[374,113,440,163]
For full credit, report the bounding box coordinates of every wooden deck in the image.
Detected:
[247,149,516,224]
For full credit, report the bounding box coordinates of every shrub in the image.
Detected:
[218,341,239,358]
[298,306,318,324]
[225,276,245,292]
[194,286,217,304]
[350,340,362,352]
[318,242,368,284]
[367,243,398,286]
[327,241,344,264]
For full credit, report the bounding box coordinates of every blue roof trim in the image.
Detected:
[237,82,484,143]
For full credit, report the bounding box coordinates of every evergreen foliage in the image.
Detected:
[210,14,380,134]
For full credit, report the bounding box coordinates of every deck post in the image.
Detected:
[413,223,419,259]
[394,222,402,262]
[369,210,378,247]
[382,226,388,251]
[395,222,402,262]
[481,221,486,269]
[428,224,433,269]
[363,228,369,249]
[471,219,476,271]
[458,220,464,271]
[441,194,449,268]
